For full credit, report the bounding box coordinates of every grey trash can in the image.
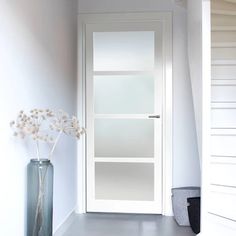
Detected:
[172,187,201,226]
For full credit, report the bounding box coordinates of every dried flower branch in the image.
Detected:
[10,109,85,160]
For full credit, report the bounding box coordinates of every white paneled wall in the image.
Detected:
[209,0,236,234]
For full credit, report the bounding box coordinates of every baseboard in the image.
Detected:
[53,208,77,236]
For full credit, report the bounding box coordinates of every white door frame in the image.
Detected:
[77,12,173,216]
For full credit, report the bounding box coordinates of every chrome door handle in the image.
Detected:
[148,115,160,119]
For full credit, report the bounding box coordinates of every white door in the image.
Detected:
[86,22,164,214]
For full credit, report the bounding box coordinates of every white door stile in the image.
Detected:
[154,24,164,211]
[85,25,96,207]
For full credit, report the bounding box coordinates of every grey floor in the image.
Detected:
[63,213,195,236]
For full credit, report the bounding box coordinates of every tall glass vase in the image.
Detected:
[27,159,53,236]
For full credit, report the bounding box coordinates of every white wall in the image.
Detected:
[187,0,203,165]
[78,0,201,188]
[0,0,78,235]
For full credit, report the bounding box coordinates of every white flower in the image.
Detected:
[11,109,85,159]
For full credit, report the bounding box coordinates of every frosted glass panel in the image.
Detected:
[93,31,155,71]
[95,163,154,201]
[95,119,154,157]
[94,75,154,114]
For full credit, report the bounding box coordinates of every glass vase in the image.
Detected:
[27,159,53,236]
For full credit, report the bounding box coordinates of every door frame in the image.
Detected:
[77,12,173,216]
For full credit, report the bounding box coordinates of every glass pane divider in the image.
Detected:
[94,157,155,163]
[94,114,157,119]
[93,71,155,76]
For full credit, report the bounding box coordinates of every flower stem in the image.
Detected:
[36,140,40,162]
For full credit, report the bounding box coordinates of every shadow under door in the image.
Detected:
[86,22,164,214]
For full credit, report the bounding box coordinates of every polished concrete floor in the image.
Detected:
[63,213,195,236]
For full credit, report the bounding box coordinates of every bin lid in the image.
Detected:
[172,187,201,192]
